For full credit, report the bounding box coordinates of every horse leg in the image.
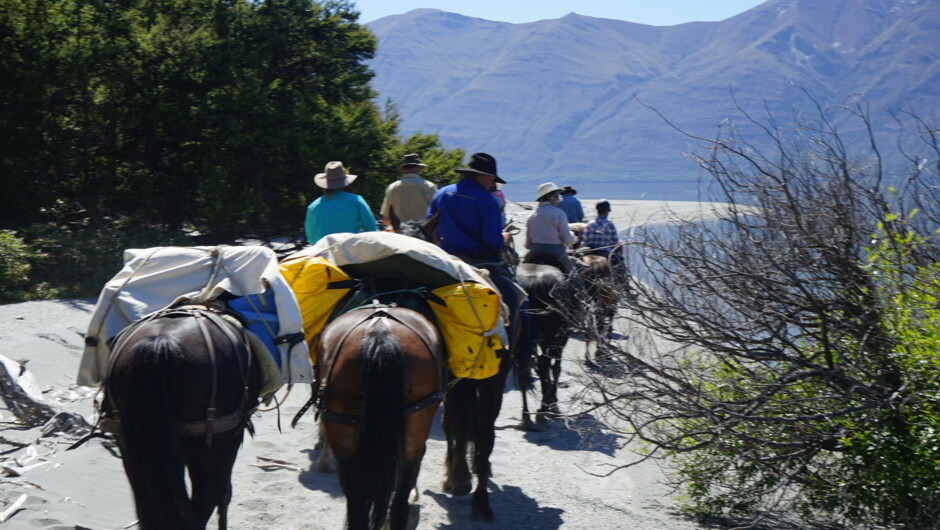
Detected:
[442,381,473,496]
[519,349,541,431]
[471,373,507,522]
[536,352,557,425]
[182,429,245,530]
[389,446,425,530]
[316,420,338,473]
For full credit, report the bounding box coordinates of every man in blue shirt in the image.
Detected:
[426,152,533,363]
[557,186,585,224]
[305,161,378,244]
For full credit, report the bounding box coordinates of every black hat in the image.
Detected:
[596,200,611,212]
[562,186,577,195]
[399,153,427,169]
[455,152,505,184]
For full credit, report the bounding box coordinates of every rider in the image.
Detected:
[523,182,576,274]
[579,199,626,276]
[425,152,534,361]
[380,153,438,230]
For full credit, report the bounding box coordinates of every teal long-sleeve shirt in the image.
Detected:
[304,190,378,244]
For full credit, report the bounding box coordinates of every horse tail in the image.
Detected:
[353,323,405,530]
[119,336,193,529]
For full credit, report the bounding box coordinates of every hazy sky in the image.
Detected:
[353,0,768,26]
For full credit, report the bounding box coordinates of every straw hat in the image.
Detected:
[314,161,358,189]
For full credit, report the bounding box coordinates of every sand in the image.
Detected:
[0,200,729,529]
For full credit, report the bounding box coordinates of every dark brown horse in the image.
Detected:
[396,219,528,521]
[314,276,445,530]
[516,262,571,428]
[103,306,261,530]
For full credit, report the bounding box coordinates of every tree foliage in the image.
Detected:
[571,98,940,528]
[0,0,462,241]
[0,0,464,296]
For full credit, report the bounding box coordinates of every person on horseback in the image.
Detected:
[305,161,378,244]
[557,185,584,223]
[425,152,533,360]
[523,182,576,274]
[380,153,438,230]
[579,199,626,275]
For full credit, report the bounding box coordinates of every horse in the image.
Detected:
[578,253,617,363]
[314,275,445,530]
[102,306,261,530]
[396,219,529,521]
[516,262,571,428]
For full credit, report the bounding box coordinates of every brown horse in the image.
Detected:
[103,306,261,530]
[315,277,445,530]
[578,253,617,362]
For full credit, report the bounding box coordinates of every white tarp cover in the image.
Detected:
[296,231,518,345]
[76,245,312,388]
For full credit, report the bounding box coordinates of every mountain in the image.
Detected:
[366,0,940,185]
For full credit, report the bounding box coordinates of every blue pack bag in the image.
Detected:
[228,290,281,368]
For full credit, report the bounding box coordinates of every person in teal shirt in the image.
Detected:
[304,161,378,244]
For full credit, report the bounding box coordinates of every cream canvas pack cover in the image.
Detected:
[77,245,312,388]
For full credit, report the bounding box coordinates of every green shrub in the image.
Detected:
[0,230,34,302]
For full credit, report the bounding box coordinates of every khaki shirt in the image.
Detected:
[380,175,438,222]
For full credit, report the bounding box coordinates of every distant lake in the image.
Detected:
[502,180,703,203]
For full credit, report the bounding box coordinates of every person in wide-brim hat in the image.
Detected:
[399,153,428,169]
[314,161,358,189]
[534,182,564,202]
[305,160,377,244]
[455,152,506,184]
[524,181,576,274]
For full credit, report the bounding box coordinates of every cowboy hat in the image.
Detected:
[455,152,506,184]
[399,153,427,169]
[535,182,564,202]
[314,161,358,189]
[561,186,577,195]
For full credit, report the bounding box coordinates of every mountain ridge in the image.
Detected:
[367,0,940,183]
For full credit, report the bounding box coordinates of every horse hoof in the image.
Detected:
[442,479,472,497]
[522,416,547,432]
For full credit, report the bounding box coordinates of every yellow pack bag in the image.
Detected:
[279,256,353,362]
[429,282,504,379]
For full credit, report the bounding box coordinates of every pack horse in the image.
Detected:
[102,307,261,530]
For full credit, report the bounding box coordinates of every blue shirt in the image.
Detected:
[426,178,504,256]
[305,190,377,244]
[557,195,584,223]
